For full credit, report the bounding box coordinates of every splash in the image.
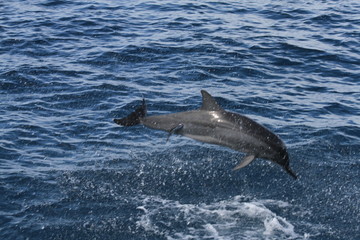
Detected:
[136,195,305,240]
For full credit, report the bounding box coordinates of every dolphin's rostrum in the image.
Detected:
[114,90,297,179]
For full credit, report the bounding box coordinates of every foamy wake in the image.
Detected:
[136,195,308,240]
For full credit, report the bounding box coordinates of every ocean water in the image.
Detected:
[1,0,359,239]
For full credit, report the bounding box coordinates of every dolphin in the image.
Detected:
[114,90,297,179]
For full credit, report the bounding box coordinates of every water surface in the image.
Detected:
[1,0,359,239]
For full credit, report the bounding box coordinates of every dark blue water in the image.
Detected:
[1,0,359,239]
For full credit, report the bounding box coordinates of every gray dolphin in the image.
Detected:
[114,90,297,179]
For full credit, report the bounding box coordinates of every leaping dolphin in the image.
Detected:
[114,90,297,179]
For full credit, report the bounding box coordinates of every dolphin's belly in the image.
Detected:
[182,125,268,155]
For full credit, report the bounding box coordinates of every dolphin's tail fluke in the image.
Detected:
[114,99,147,126]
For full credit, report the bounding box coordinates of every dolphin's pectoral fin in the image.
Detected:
[284,165,298,179]
[166,124,184,142]
[232,155,256,171]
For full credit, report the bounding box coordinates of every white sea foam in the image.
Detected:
[135,195,307,240]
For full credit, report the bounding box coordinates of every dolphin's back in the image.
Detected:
[222,111,285,152]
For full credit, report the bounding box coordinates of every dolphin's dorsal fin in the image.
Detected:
[200,90,222,111]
